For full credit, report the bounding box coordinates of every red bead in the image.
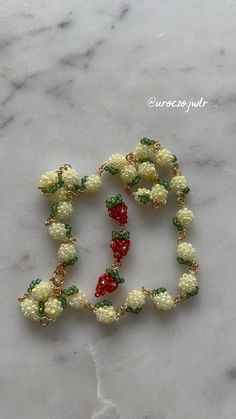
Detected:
[95,273,118,297]
[108,202,128,226]
[110,238,130,261]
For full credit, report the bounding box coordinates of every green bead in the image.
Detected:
[63,256,78,266]
[140,138,155,146]
[126,306,142,314]
[128,175,141,187]
[158,179,171,191]
[65,224,72,237]
[105,165,119,175]
[95,300,112,308]
[183,186,190,194]
[80,176,88,190]
[112,230,130,240]
[173,217,183,231]
[50,203,59,219]
[152,287,167,295]
[186,286,199,298]
[105,194,123,209]
[172,155,177,163]
[138,194,151,204]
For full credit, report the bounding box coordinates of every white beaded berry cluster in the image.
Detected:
[19,139,199,326]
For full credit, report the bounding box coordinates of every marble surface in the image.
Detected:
[0,1,236,418]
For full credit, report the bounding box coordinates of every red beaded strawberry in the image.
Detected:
[106,194,128,226]
[95,268,124,297]
[110,231,130,262]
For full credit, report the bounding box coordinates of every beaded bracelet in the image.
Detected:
[19,138,199,326]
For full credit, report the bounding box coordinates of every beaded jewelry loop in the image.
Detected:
[19,138,199,326]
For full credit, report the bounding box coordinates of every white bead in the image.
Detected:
[58,243,76,263]
[95,306,117,324]
[62,168,79,189]
[177,242,196,261]
[153,291,175,310]
[31,282,53,302]
[84,175,102,193]
[134,144,153,159]
[39,171,58,188]
[176,207,194,228]
[170,175,187,193]
[150,184,168,204]
[48,187,68,203]
[48,222,67,241]
[44,297,63,319]
[138,162,157,180]
[134,188,151,205]
[126,290,145,310]
[67,291,88,309]
[178,273,198,294]
[156,149,173,167]
[21,298,39,320]
[107,154,127,170]
[120,164,137,184]
[56,201,74,220]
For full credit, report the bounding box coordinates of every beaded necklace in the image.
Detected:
[19,138,199,326]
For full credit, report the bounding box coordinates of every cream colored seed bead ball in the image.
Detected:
[55,201,74,220]
[138,162,157,180]
[134,144,153,159]
[21,298,39,320]
[176,207,194,228]
[156,149,173,167]
[95,306,117,324]
[84,175,102,193]
[58,243,76,263]
[62,168,79,189]
[170,175,187,193]
[126,290,145,310]
[49,222,67,241]
[134,188,151,205]
[31,282,53,302]
[150,184,168,204]
[179,273,198,294]
[48,187,68,203]
[153,291,175,311]
[67,291,88,309]
[177,242,196,261]
[120,164,137,184]
[39,171,58,188]
[107,154,127,170]
[44,297,63,319]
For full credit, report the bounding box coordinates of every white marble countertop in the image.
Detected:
[1,1,236,418]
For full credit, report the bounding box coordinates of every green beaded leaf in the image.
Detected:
[128,175,141,187]
[186,286,199,298]
[172,155,177,163]
[173,217,183,231]
[105,165,119,175]
[106,268,125,284]
[112,230,130,240]
[105,194,123,209]
[57,296,68,309]
[50,203,59,219]
[177,257,193,267]
[27,278,41,293]
[152,287,167,295]
[79,176,88,190]
[158,179,171,191]
[140,138,155,146]
[183,186,190,194]
[63,256,78,267]
[126,306,143,314]
[65,224,72,237]
[63,285,79,296]
[38,301,45,317]
[95,300,112,308]
[45,172,64,194]
[138,193,151,205]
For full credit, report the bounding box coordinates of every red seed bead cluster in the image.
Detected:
[94,195,130,298]
[110,231,131,262]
